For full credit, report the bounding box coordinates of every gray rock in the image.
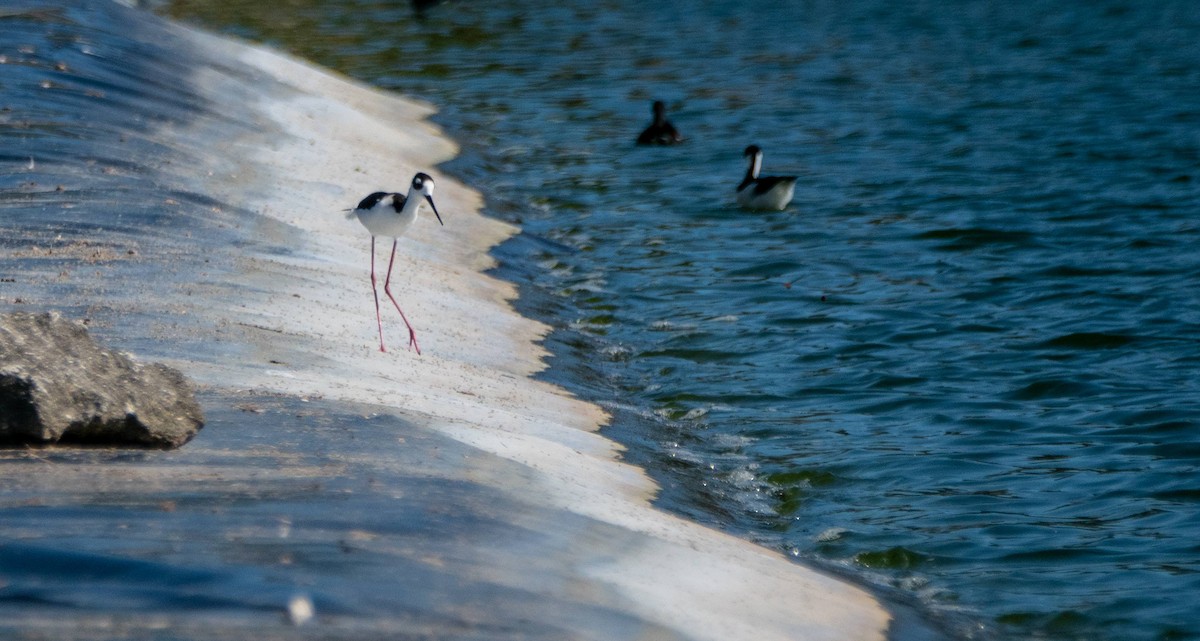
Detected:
[0,312,204,448]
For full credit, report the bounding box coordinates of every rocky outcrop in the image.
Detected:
[0,312,203,448]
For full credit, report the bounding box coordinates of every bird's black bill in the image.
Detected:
[426,195,444,225]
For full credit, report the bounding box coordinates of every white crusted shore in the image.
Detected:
[166,23,893,641]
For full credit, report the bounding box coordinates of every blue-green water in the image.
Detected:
[149,1,1200,639]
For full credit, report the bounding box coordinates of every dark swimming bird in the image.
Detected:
[411,0,445,16]
[636,100,683,145]
[736,145,797,210]
[349,172,443,354]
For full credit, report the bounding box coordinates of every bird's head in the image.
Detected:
[411,172,443,225]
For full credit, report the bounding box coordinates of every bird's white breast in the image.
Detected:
[356,202,417,238]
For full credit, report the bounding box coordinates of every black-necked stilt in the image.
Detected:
[350,172,443,354]
[736,144,797,211]
[636,100,683,145]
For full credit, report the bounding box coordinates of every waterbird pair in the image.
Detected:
[348,172,442,355]
[635,102,797,210]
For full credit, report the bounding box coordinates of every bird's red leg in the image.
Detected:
[383,238,421,355]
[370,237,387,352]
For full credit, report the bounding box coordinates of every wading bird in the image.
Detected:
[349,172,443,354]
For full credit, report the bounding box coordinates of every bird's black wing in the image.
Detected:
[637,122,682,145]
[355,191,390,210]
[753,176,797,195]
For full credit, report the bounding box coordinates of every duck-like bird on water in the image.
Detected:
[349,172,443,355]
[736,144,796,211]
[636,100,683,145]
